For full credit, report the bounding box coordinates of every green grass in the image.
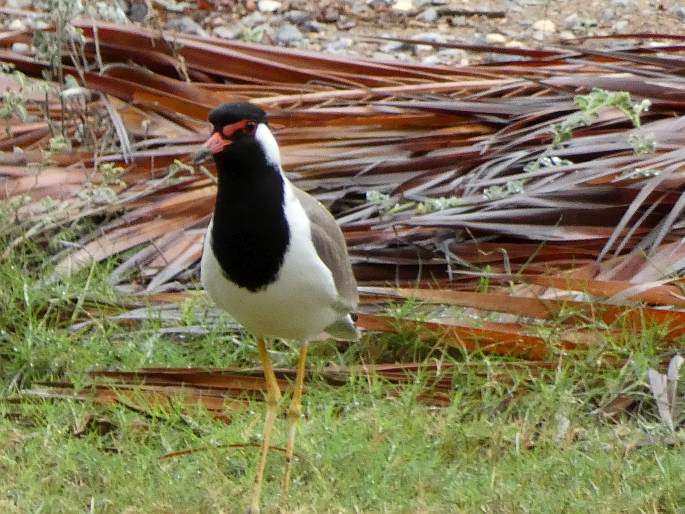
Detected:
[1,240,685,513]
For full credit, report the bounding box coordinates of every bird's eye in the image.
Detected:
[245,121,257,135]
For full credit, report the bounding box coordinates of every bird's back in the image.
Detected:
[292,187,358,312]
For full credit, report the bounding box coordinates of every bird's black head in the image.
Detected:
[202,103,270,160]
[208,103,268,133]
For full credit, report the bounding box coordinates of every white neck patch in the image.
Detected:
[255,123,281,168]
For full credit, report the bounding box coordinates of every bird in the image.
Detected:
[197,102,359,513]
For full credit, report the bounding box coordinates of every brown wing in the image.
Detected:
[292,186,358,311]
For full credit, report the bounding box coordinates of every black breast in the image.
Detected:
[210,156,290,292]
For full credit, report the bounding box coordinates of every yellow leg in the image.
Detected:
[282,342,308,499]
[248,338,282,514]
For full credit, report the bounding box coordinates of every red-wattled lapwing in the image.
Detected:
[197,103,359,513]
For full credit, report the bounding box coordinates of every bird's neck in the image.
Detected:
[210,152,291,291]
[212,152,286,220]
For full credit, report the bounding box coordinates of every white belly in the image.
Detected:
[200,190,341,341]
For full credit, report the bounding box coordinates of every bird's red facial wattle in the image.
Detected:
[203,119,259,155]
[203,132,231,154]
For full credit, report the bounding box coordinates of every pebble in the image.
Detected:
[302,20,323,33]
[326,38,353,52]
[486,52,527,63]
[6,0,32,7]
[276,23,303,44]
[367,0,392,7]
[11,42,30,54]
[320,6,340,22]
[8,19,26,31]
[565,14,597,32]
[158,0,183,13]
[417,7,439,23]
[422,54,440,65]
[125,1,148,22]
[380,40,411,52]
[472,33,488,45]
[284,10,312,26]
[564,14,579,30]
[414,44,434,53]
[257,0,281,13]
[559,30,575,41]
[671,5,685,19]
[392,0,414,12]
[350,4,373,18]
[436,48,465,62]
[213,23,244,40]
[485,33,506,45]
[602,9,615,21]
[336,16,357,30]
[613,20,629,31]
[611,0,634,7]
[373,51,392,60]
[505,40,525,48]
[394,52,414,61]
[532,19,556,34]
[413,32,447,44]
[242,12,266,28]
[165,17,208,36]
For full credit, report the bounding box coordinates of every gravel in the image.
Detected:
[1,0,680,67]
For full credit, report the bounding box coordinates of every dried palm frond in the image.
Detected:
[3,21,685,369]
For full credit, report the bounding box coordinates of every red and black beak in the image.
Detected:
[203,131,232,155]
[193,120,252,164]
